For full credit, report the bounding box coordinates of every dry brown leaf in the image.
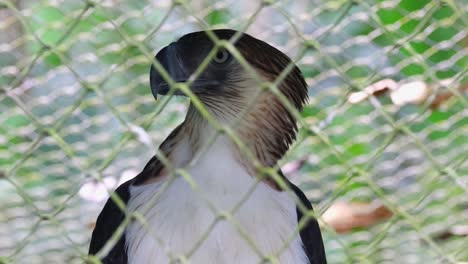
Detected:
[322,201,393,234]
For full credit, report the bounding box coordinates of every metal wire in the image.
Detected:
[0,0,467,263]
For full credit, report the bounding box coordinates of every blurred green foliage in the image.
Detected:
[0,0,466,263]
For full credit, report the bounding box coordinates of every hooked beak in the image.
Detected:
[150,42,187,100]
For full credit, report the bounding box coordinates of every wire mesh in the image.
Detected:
[0,0,467,263]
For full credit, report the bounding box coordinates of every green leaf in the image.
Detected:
[0,256,12,264]
[436,69,456,79]
[346,143,368,156]
[428,130,451,141]
[34,6,64,24]
[400,19,419,34]
[410,41,430,54]
[433,5,454,19]
[93,30,122,48]
[40,29,62,46]
[75,19,96,34]
[345,65,370,79]
[44,53,62,68]
[428,27,458,42]
[344,21,374,36]
[428,111,451,123]
[373,33,394,47]
[301,105,322,118]
[205,9,230,25]
[3,114,30,128]
[399,0,430,12]
[428,49,456,63]
[122,18,146,36]
[401,63,424,76]
[377,8,402,25]
[300,65,320,78]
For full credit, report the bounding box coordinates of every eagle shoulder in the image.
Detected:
[288,180,327,264]
[88,179,131,264]
[89,156,161,263]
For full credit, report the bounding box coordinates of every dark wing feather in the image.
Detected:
[88,179,131,264]
[89,124,182,262]
[281,172,327,264]
[89,156,160,264]
[294,185,327,264]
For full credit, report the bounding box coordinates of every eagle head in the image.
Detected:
[150,29,308,167]
[150,29,307,110]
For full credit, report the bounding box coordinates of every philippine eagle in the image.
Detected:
[89,29,327,264]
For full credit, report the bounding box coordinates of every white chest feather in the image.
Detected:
[126,138,308,264]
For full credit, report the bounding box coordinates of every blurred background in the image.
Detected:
[0,0,467,263]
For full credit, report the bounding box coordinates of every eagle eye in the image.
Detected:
[213,50,230,64]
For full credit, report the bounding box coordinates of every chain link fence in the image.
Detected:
[0,0,467,263]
